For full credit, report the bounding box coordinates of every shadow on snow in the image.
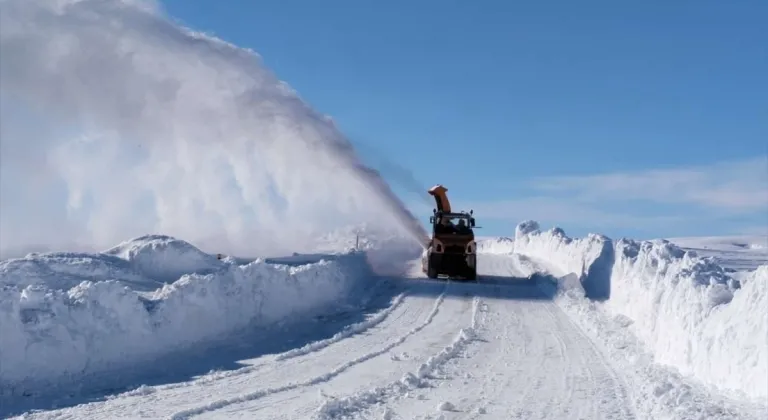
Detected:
[0,280,402,418]
[2,262,556,417]
[396,273,557,301]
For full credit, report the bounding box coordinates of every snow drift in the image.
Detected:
[0,234,374,399]
[506,221,767,401]
[102,234,224,283]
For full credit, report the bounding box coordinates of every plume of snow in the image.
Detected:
[0,0,428,258]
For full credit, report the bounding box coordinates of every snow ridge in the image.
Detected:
[511,221,768,401]
[513,220,614,300]
[313,297,481,419]
[0,251,163,292]
[166,285,450,420]
[102,234,224,283]
[0,235,371,403]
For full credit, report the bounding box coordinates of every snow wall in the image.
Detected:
[476,236,515,255]
[0,235,375,398]
[505,220,767,401]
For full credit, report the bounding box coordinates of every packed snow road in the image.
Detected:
[11,254,638,420]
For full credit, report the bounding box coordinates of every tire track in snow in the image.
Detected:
[544,303,638,420]
[124,291,408,396]
[357,278,636,420]
[166,284,450,420]
[452,299,532,420]
[275,292,408,361]
[466,299,547,420]
[311,296,482,420]
[530,304,581,419]
[519,302,636,420]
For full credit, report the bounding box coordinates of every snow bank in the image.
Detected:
[512,220,614,300]
[0,252,163,292]
[533,272,767,420]
[476,236,515,254]
[510,221,768,401]
[0,235,372,398]
[102,234,224,283]
[607,239,760,397]
[0,234,226,292]
[695,266,768,398]
[310,224,424,277]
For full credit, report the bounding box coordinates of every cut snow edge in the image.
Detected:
[0,234,375,404]
[510,220,767,402]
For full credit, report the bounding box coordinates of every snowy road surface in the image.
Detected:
[10,254,640,420]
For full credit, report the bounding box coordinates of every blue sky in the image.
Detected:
[158,0,767,239]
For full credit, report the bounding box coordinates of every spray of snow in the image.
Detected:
[0,235,372,400]
[508,221,768,401]
[0,0,428,259]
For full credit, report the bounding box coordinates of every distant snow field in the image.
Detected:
[1,224,765,420]
[663,234,767,272]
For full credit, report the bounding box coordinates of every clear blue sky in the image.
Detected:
[159,0,767,239]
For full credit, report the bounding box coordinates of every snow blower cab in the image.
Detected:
[421,185,478,280]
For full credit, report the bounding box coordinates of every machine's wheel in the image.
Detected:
[465,268,477,281]
[427,264,438,279]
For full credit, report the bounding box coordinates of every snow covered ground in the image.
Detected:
[664,234,767,272]
[508,222,767,400]
[2,2,763,418]
[1,223,765,420]
[0,235,379,413]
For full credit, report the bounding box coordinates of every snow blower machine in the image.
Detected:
[421,185,478,281]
